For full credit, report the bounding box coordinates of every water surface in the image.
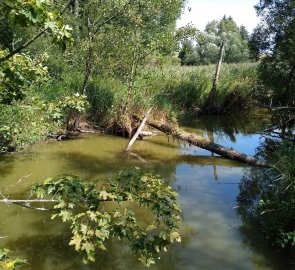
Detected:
[0,111,287,270]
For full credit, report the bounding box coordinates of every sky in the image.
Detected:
[177,0,260,32]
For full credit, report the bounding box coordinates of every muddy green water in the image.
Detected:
[0,111,288,270]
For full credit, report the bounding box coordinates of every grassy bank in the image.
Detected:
[36,61,260,119]
[0,62,262,152]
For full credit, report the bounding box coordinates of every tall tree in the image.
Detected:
[251,0,295,105]
[67,0,185,116]
[181,16,250,65]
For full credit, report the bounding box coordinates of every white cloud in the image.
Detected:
[177,0,260,32]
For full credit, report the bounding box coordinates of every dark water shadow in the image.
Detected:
[237,167,295,270]
[0,154,16,177]
[5,215,189,270]
[51,151,131,177]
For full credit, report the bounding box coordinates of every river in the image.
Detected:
[0,110,289,270]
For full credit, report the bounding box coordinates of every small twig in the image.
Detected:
[1,199,58,204]
[5,174,32,189]
[0,197,127,211]
[13,202,54,211]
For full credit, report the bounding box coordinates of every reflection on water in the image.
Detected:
[0,111,287,270]
[237,165,294,270]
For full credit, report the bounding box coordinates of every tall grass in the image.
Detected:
[34,62,260,128]
[152,62,259,115]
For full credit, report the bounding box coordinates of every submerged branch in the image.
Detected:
[0,197,126,211]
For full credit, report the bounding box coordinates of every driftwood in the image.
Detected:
[125,108,152,152]
[140,131,154,137]
[47,133,69,141]
[270,107,295,111]
[134,117,267,167]
[77,128,96,133]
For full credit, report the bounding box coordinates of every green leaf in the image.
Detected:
[81,242,95,254]
[59,210,72,222]
[69,234,83,251]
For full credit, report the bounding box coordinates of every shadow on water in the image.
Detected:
[237,166,295,270]
[8,233,187,270]
[3,206,192,270]
[0,154,16,177]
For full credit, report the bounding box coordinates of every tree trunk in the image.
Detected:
[82,46,93,96]
[124,108,152,152]
[134,117,267,167]
[74,0,79,17]
[207,42,225,109]
[122,52,138,115]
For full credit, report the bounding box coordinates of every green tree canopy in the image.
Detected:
[179,16,250,65]
[250,0,295,105]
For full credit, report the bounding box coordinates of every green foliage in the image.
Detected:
[0,15,13,50]
[0,249,27,270]
[0,102,54,152]
[0,125,12,152]
[180,16,250,66]
[251,0,295,105]
[33,169,182,266]
[258,143,295,248]
[0,51,48,104]
[48,93,88,121]
[0,92,89,153]
[48,62,259,128]
[0,0,73,105]
[1,0,73,49]
[153,63,259,114]
[238,143,295,249]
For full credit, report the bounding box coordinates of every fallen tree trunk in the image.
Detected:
[125,108,152,152]
[134,117,267,167]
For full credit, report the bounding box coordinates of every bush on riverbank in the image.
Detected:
[0,94,89,152]
[260,143,295,249]
[238,142,295,251]
[0,103,52,152]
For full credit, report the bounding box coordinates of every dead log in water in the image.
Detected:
[125,108,152,152]
[134,116,267,167]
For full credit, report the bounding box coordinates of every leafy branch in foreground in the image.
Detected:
[32,168,182,266]
[0,249,27,270]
